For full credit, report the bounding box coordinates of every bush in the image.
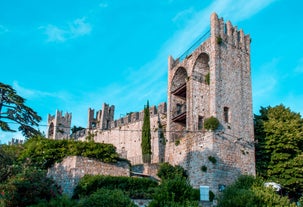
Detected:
[19,136,119,169]
[29,195,77,207]
[157,163,187,180]
[0,168,60,207]
[217,175,296,207]
[204,116,220,131]
[77,188,137,207]
[149,177,199,207]
[73,175,158,199]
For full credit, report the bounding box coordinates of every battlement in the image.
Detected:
[110,102,167,128]
[211,13,250,52]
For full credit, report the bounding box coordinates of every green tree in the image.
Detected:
[254,105,303,199]
[141,100,152,163]
[0,82,41,138]
[217,175,295,207]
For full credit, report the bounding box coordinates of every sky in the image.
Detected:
[0,0,302,144]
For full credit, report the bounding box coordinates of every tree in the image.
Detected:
[254,104,303,199]
[0,82,41,138]
[141,100,152,163]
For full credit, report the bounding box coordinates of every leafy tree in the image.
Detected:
[217,175,296,207]
[254,105,303,199]
[0,82,41,138]
[141,100,152,163]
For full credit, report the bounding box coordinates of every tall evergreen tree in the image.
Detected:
[0,82,41,138]
[141,100,151,163]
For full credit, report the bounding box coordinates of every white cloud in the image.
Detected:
[0,25,9,34]
[12,81,69,100]
[70,17,92,37]
[295,57,303,73]
[41,17,91,43]
[99,3,108,8]
[44,25,66,42]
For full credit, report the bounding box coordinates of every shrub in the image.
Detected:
[149,177,199,207]
[29,195,77,207]
[157,163,187,180]
[73,175,158,199]
[208,156,217,164]
[204,116,220,131]
[205,72,210,85]
[201,165,207,172]
[217,175,296,207]
[19,136,119,169]
[77,188,137,207]
[0,167,60,207]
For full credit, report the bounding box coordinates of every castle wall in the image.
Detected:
[47,156,130,197]
[77,103,167,165]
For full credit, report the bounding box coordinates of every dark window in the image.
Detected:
[223,107,229,123]
[198,116,203,130]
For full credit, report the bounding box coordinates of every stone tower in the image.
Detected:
[47,110,72,139]
[166,13,255,193]
[88,103,115,130]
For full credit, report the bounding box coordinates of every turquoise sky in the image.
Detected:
[1,0,302,143]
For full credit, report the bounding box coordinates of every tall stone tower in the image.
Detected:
[47,110,72,139]
[166,13,255,193]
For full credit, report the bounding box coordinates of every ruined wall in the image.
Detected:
[47,156,130,197]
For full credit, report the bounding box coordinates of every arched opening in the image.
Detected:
[193,53,210,84]
[171,67,187,125]
[48,122,54,138]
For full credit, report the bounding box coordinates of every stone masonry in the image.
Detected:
[47,156,130,197]
[47,13,255,196]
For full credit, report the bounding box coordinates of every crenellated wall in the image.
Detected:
[75,102,167,165]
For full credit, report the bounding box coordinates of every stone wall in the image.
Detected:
[47,156,130,197]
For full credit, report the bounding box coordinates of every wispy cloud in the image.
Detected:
[295,57,303,73]
[12,81,69,100]
[99,3,108,8]
[41,17,92,42]
[0,25,9,34]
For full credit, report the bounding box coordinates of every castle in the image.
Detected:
[47,13,255,194]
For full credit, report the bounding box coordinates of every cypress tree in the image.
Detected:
[141,100,152,163]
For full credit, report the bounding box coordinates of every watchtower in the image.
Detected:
[47,110,72,140]
[166,13,255,193]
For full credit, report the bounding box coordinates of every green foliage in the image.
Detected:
[201,165,207,172]
[175,140,180,146]
[141,100,152,163]
[216,36,223,44]
[148,177,199,207]
[254,105,303,199]
[208,156,217,164]
[0,167,60,207]
[70,125,85,134]
[217,175,296,207]
[0,145,23,182]
[0,82,42,138]
[73,175,158,199]
[19,136,119,169]
[204,116,220,131]
[29,195,77,207]
[77,188,137,207]
[157,163,187,180]
[205,72,210,85]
